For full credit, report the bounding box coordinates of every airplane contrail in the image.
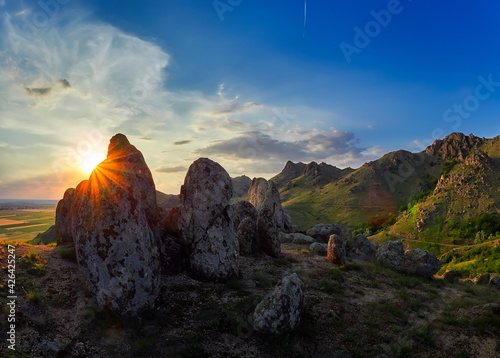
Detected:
[303,0,307,38]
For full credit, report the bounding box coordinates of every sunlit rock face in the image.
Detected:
[71,133,160,316]
[180,158,239,282]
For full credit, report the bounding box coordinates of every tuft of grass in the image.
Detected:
[410,323,436,345]
[25,289,42,304]
[27,250,39,261]
[318,278,341,294]
[251,271,273,288]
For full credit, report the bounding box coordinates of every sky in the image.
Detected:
[1,0,500,199]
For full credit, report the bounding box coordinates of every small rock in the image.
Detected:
[443,270,462,284]
[327,234,346,265]
[477,272,491,285]
[306,223,341,243]
[345,234,376,261]
[310,242,327,256]
[376,241,405,271]
[489,275,500,289]
[252,273,305,333]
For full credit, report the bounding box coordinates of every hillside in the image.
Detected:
[273,133,500,242]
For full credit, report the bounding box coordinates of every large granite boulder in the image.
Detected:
[346,234,377,261]
[71,133,160,315]
[257,207,281,258]
[403,248,441,278]
[306,223,341,243]
[180,158,239,282]
[310,242,327,256]
[252,273,305,333]
[327,234,346,265]
[280,232,316,245]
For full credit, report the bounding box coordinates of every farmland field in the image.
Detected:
[0,208,56,243]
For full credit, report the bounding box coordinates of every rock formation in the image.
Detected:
[257,207,281,258]
[326,234,346,265]
[231,175,252,198]
[252,273,305,334]
[55,188,77,244]
[70,133,161,315]
[179,158,239,282]
[310,242,327,256]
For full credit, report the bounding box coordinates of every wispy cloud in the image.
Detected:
[173,140,191,145]
[156,165,188,173]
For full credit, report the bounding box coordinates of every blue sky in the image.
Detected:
[1,0,500,198]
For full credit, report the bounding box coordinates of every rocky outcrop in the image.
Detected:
[490,276,500,289]
[306,223,342,243]
[180,158,239,282]
[232,175,252,198]
[247,178,291,231]
[326,234,346,265]
[376,241,440,278]
[425,132,484,160]
[252,273,305,334]
[257,207,281,258]
[71,133,161,315]
[346,234,377,261]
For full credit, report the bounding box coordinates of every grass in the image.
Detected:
[410,323,436,345]
[24,289,42,304]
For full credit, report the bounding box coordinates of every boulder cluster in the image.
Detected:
[55,134,298,319]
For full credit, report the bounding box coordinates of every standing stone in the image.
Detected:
[376,241,405,271]
[327,234,346,265]
[346,234,377,261]
[180,158,239,282]
[257,207,281,258]
[248,178,291,231]
[403,249,441,278]
[72,134,160,316]
[231,200,258,256]
[252,273,305,334]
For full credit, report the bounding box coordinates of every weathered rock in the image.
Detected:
[489,275,500,289]
[257,207,281,258]
[72,133,160,316]
[232,200,258,230]
[346,234,377,261]
[280,232,316,244]
[403,248,441,278]
[310,242,327,256]
[376,241,405,271]
[32,225,58,245]
[232,175,252,198]
[327,234,346,265]
[248,178,291,231]
[477,272,491,285]
[40,339,61,358]
[55,187,76,244]
[443,270,462,284]
[252,273,305,333]
[180,158,239,282]
[306,223,341,243]
[237,217,257,256]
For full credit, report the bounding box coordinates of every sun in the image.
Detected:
[81,151,105,175]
